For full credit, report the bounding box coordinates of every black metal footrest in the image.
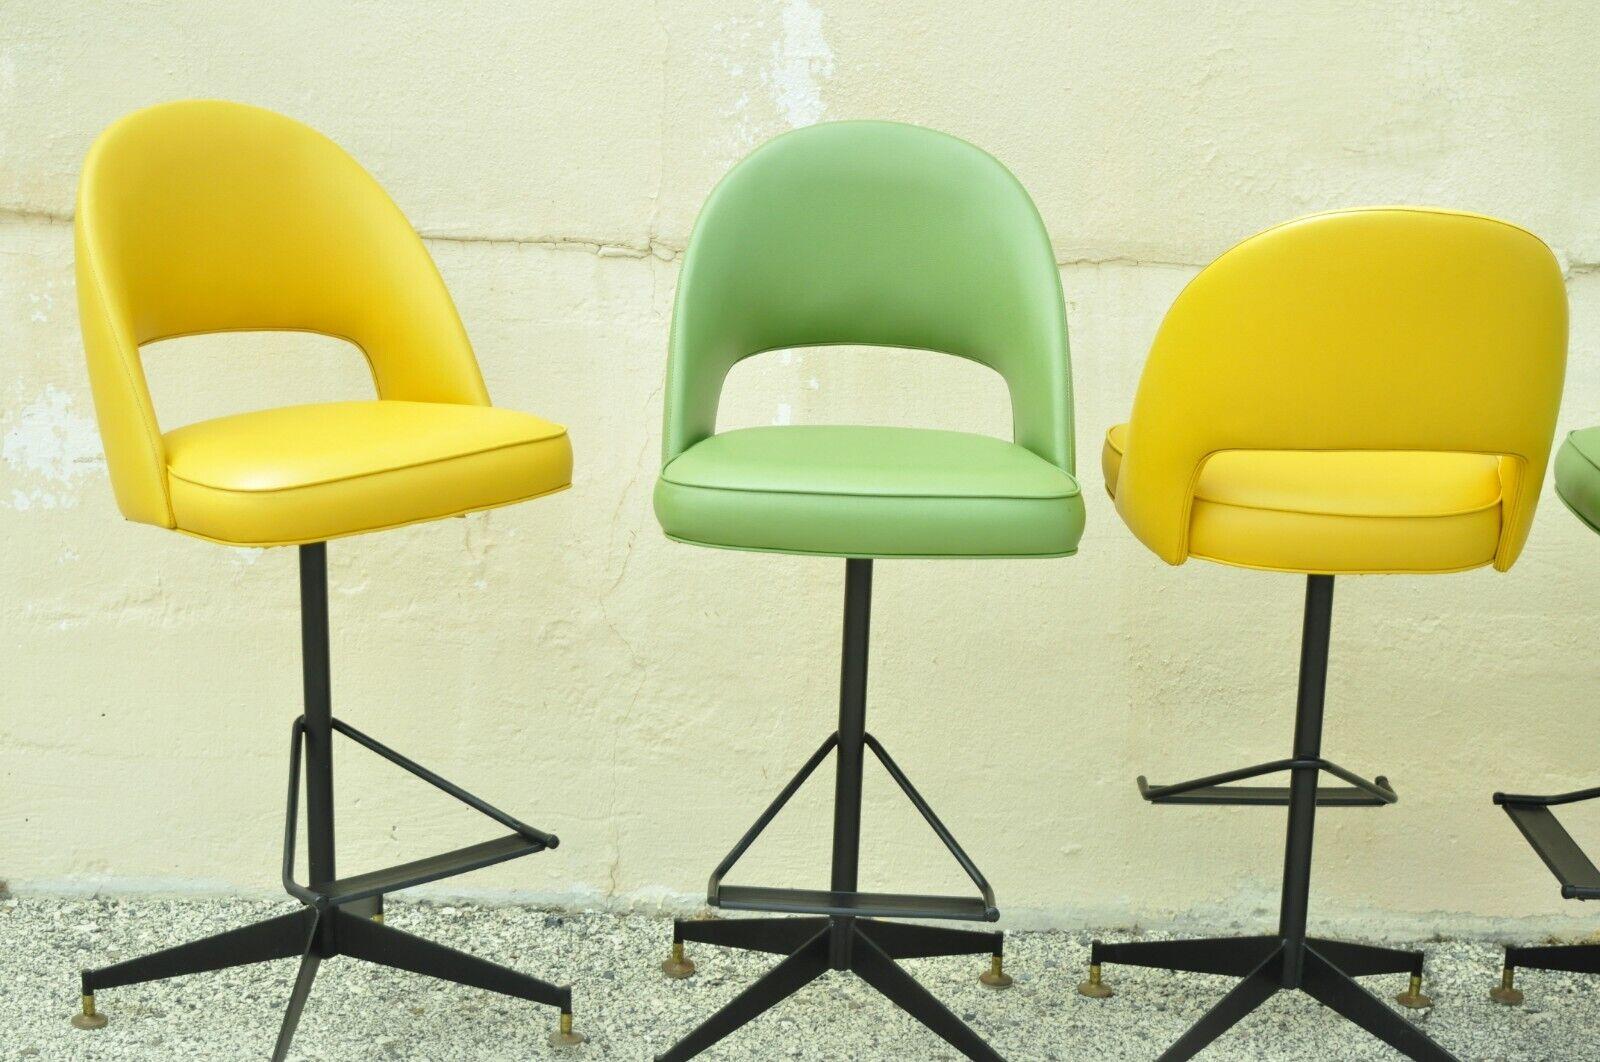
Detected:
[283,716,557,905]
[318,834,547,906]
[1138,757,1397,807]
[713,884,998,921]
[702,729,999,925]
[1495,785,1600,900]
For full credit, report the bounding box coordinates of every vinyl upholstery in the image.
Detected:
[1555,427,1600,536]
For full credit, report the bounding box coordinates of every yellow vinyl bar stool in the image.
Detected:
[72,100,583,1058]
[1090,207,1567,1060]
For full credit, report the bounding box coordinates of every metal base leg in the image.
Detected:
[856,920,1001,961]
[270,948,322,1062]
[854,920,1010,987]
[1307,937,1423,978]
[1301,946,1454,1061]
[337,909,569,1009]
[81,908,317,999]
[674,916,830,957]
[1505,941,1600,975]
[1158,948,1283,1062]
[1492,942,1600,1005]
[851,929,1005,1061]
[1306,938,1431,1008]
[336,909,581,1047]
[655,927,831,1062]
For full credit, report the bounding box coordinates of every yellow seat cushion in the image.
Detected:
[163,401,571,546]
[1102,424,1504,574]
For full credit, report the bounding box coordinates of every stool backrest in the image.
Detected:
[1115,207,1568,571]
[76,100,488,528]
[663,121,1072,473]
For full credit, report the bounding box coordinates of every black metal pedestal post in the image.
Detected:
[657,559,1008,1062]
[300,543,337,894]
[1084,575,1459,1061]
[74,543,574,1058]
[1277,572,1332,988]
[829,557,871,970]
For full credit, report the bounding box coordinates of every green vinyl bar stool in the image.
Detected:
[1491,425,1600,1004]
[651,121,1084,1061]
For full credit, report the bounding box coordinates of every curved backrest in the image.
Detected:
[1116,207,1568,571]
[76,100,489,528]
[663,121,1072,472]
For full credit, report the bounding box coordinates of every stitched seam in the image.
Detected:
[1555,485,1600,537]
[1194,493,1503,520]
[167,429,567,494]
[1564,432,1600,476]
[663,533,1079,560]
[657,476,1081,502]
[1120,434,1503,517]
[1187,550,1496,576]
[172,483,571,548]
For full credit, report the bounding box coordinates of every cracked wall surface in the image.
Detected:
[4,1,1600,936]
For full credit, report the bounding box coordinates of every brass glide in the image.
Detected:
[1489,966,1525,1006]
[978,953,1013,989]
[1077,962,1113,999]
[661,940,696,979]
[549,1010,586,1047]
[1394,973,1432,1009]
[71,993,108,1030]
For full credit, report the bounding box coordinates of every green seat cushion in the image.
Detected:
[654,425,1084,559]
[1555,427,1600,535]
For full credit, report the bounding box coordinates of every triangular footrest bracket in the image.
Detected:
[281,716,557,905]
[1138,757,1397,807]
[705,731,998,921]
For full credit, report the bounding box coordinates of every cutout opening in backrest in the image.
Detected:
[715,345,1013,439]
[140,330,376,430]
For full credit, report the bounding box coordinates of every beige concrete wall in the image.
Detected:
[4,1,1600,937]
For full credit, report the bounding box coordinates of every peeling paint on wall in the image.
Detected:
[709,0,835,167]
[2,386,103,511]
[767,0,833,128]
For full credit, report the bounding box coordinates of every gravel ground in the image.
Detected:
[1,895,1591,1060]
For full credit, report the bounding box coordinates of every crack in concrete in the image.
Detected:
[418,229,683,260]
[4,206,1596,276]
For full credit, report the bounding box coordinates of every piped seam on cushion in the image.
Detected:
[1186,549,1497,576]
[662,532,1080,560]
[1562,432,1600,476]
[1191,491,1503,520]
[657,473,1081,502]
[1111,429,1503,518]
[166,429,569,494]
[1555,484,1600,538]
[170,483,572,548]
